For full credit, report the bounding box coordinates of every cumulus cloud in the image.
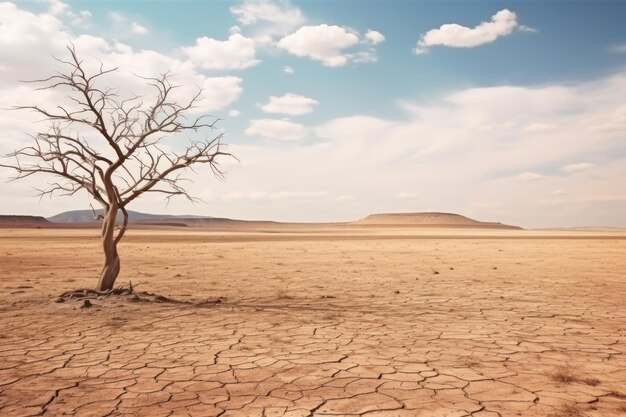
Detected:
[0,2,68,86]
[228,109,241,117]
[245,119,307,140]
[231,0,304,26]
[230,0,305,44]
[277,25,384,66]
[259,93,319,115]
[196,76,243,111]
[365,29,385,44]
[46,0,70,16]
[183,34,260,70]
[70,10,92,27]
[278,24,360,67]
[414,9,530,54]
[283,65,294,74]
[562,163,595,173]
[231,2,382,64]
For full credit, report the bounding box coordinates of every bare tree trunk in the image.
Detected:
[97,205,120,291]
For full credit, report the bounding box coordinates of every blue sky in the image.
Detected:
[1,0,626,227]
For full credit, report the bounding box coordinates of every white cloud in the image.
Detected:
[230,0,305,45]
[562,163,595,174]
[259,93,319,115]
[196,76,243,112]
[70,10,92,27]
[365,30,385,44]
[229,109,241,117]
[414,9,526,54]
[283,65,294,74]
[348,50,378,64]
[397,192,419,199]
[53,41,243,113]
[46,0,69,16]
[183,34,260,70]
[518,25,537,33]
[231,0,304,26]
[245,119,307,140]
[131,21,148,35]
[278,24,360,67]
[0,3,69,87]
[277,25,385,66]
[232,2,382,64]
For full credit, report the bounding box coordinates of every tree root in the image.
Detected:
[56,282,226,307]
[59,286,133,299]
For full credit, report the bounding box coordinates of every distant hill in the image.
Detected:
[47,209,211,223]
[0,215,51,227]
[352,212,520,229]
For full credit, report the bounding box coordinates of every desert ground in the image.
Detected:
[0,225,625,416]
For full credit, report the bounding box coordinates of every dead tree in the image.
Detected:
[1,46,230,291]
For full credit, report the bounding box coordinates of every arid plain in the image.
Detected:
[1,222,625,416]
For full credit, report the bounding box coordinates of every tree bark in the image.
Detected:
[97,205,120,291]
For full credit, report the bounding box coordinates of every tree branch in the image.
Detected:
[3,45,232,224]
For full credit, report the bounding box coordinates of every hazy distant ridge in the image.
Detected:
[47,210,212,223]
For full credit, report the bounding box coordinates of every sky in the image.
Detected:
[1,0,625,228]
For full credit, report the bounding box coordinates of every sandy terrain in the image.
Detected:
[0,226,625,416]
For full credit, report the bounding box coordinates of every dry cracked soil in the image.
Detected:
[0,227,625,416]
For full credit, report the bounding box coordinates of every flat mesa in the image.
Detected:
[352,212,521,229]
[0,215,51,228]
[0,220,624,416]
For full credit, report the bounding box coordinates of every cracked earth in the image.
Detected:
[0,227,625,416]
